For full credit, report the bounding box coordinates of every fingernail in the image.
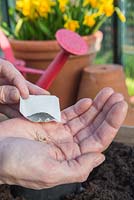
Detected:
[94,155,105,168]
[45,91,50,95]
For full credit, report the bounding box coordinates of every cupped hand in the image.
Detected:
[0,88,128,189]
[0,137,104,189]
[0,59,49,117]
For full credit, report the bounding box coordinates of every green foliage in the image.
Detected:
[0,0,125,40]
[124,53,134,79]
[124,0,134,26]
[95,51,113,64]
[126,77,134,96]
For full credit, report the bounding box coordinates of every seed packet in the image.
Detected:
[20,95,61,123]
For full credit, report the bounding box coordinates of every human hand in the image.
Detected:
[0,88,128,189]
[0,137,104,189]
[0,59,49,118]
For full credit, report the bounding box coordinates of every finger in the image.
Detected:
[0,104,21,118]
[55,153,105,185]
[89,93,124,132]
[79,101,128,153]
[0,78,9,85]
[75,93,124,142]
[27,81,50,95]
[0,59,29,98]
[0,85,20,104]
[65,87,114,136]
[61,98,93,123]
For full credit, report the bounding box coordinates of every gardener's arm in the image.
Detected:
[0,58,49,117]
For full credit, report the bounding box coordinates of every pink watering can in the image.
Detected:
[0,29,88,89]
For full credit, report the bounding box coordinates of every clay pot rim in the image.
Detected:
[83,64,123,73]
[9,30,102,43]
[9,31,103,52]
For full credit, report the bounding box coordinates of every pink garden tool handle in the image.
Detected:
[0,29,16,64]
[0,29,45,77]
[16,64,44,75]
[37,29,88,90]
[37,50,69,89]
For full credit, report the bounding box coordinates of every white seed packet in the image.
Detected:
[20,95,61,123]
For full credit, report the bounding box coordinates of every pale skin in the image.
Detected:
[0,59,128,190]
[0,58,49,117]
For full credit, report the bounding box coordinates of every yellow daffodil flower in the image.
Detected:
[64,19,80,32]
[101,3,114,17]
[83,14,96,27]
[37,1,55,18]
[16,0,55,19]
[83,0,100,8]
[16,0,32,18]
[58,0,69,13]
[63,14,68,21]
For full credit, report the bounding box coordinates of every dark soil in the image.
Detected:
[0,142,133,200]
[65,142,133,200]
[0,185,24,200]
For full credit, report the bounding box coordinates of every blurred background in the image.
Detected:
[0,0,134,96]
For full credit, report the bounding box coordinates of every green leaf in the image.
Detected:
[15,18,24,37]
[0,26,10,36]
[37,19,53,38]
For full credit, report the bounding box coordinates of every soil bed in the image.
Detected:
[0,142,133,200]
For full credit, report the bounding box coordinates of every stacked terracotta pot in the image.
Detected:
[77,64,134,126]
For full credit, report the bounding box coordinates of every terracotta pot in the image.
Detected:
[123,106,134,126]
[9,31,103,109]
[77,64,129,102]
[77,64,134,127]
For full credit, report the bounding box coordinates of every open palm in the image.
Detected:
[0,88,128,189]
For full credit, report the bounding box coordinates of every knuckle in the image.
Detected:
[9,87,20,102]
[0,86,18,104]
[2,60,14,71]
[5,60,15,69]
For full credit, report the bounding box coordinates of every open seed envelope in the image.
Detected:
[20,95,61,123]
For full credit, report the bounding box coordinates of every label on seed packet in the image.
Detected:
[20,95,61,123]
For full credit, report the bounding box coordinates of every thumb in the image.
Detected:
[0,85,20,104]
[57,153,105,185]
